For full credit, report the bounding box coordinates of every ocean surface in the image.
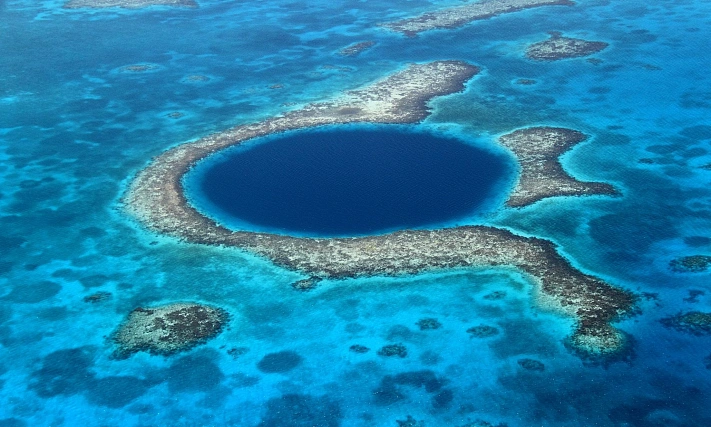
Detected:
[1,0,711,426]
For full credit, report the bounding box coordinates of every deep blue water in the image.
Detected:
[190,127,513,236]
[2,0,711,425]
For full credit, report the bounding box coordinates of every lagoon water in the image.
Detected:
[188,127,513,236]
[2,0,711,426]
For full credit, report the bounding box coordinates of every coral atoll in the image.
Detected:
[124,61,636,357]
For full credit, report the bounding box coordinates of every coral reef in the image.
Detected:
[373,370,447,407]
[499,127,618,207]
[257,393,342,427]
[416,317,442,330]
[377,344,408,358]
[683,290,705,303]
[64,0,196,9]
[517,358,545,371]
[124,61,636,357]
[338,41,376,56]
[291,276,322,292]
[483,290,507,300]
[669,255,711,273]
[458,420,508,427]
[661,311,711,335]
[467,325,499,338]
[379,0,573,37]
[83,291,111,303]
[111,302,228,358]
[257,350,303,373]
[396,415,424,427]
[526,32,608,61]
[227,346,249,359]
[349,344,370,353]
[118,64,159,72]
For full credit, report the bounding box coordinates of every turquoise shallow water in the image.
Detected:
[1,0,711,426]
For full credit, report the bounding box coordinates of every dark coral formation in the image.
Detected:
[377,344,408,358]
[379,0,573,37]
[661,311,711,335]
[483,290,507,300]
[466,325,499,338]
[458,420,508,427]
[257,350,303,373]
[349,344,370,354]
[669,255,711,273]
[186,74,209,82]
[338,41,376,56]
[373,370,447,408]
[416,317,442,330]
[83,291,111,303]
[517,358,545,371]
[29,347,155,407]
[526,32,609,61]
[112,302,228,358]
[291,276,322,292]
[64,0,196,8]
[227,346,249,359]
[396,415,424,426]
[257,393,342,427]
[118,64,160,73]
[124,61,636,357]
[499,127,618,207]
[683,290,705,303]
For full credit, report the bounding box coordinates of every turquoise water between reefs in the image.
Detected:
[2,0,711,425]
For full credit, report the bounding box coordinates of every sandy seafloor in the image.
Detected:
[1,0,711,425]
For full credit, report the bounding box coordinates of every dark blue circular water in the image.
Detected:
[190,127,512,236]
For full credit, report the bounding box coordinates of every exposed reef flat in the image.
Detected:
[112,302,228,358]
[338,41,376,57]
[379,0,573,37]
[526,32,608,61]
[64,0,196,8]
[499,127,618,207]
[124,61,634,356]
